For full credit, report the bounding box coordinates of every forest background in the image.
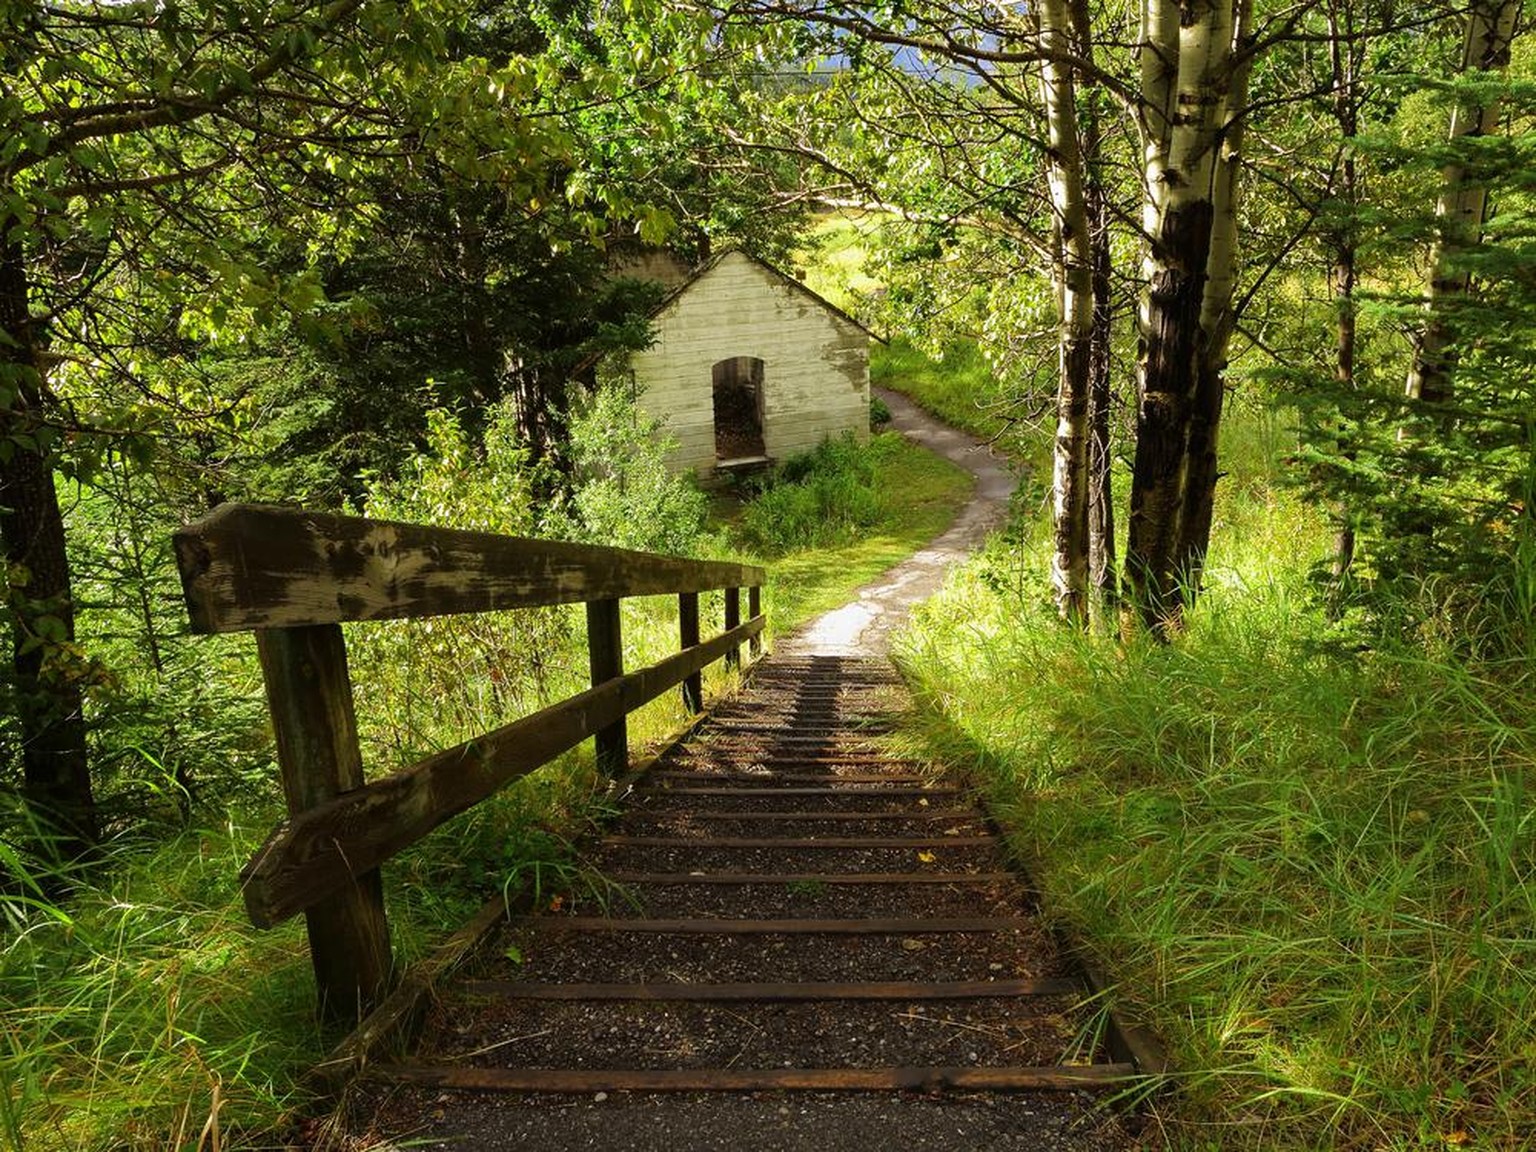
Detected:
[1,0,1533,1148]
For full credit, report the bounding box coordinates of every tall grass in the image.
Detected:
[897,408,1536,1149]
[871,339,1041,459]
[3,425,973,1150]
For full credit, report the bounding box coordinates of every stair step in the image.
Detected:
[604,871,1013,885]
[516,916,1029,935]
[603,835,996,849]
[458,977,1079,1001]
[372,1063,1137,1093]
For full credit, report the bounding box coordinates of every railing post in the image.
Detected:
[255,625,391,1026]
[586,598,628,774]
[679,592,702,714]
[724,586,741,671]
[748,585,762,658]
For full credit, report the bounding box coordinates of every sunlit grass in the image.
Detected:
[872,338,1042,466]
[895,409,1536,1149]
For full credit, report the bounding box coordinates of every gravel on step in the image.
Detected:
[417,995,1086,1070]
[487,925,1070,984]
[561,878,1027,920]
[347,1087,1139,1152]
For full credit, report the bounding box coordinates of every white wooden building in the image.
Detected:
[628,250,872,477]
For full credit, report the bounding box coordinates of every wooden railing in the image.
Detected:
[173,503,765,1023]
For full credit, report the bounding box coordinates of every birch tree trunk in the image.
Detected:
[1173,0,1252,591]
[1038,0,1094,623]
[1070,0,1118,621]
[1123,0,1249,635]
[1403,0,1520,407]
[1086,151,1118,619]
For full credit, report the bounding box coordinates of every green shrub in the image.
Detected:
[559,383,711,557]
[740,434,894,553]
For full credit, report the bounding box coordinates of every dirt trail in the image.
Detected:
[781,387,1016,657]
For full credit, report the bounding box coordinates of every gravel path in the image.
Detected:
[781,387,1016,657]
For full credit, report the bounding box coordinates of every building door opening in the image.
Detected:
[712,356,766,460]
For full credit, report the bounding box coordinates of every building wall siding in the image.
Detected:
[631,251,870,475]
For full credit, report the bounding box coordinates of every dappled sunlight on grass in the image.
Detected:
[896,414,1536,1149]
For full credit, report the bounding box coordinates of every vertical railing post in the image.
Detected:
[679,591,702,714]
[748,584,762,658]
[724,586,741,671]
[586,598,628,774]
[255,624,391,1026]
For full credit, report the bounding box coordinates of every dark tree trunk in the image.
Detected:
[1328,177,1360,602]
[0,238,97,861]
[1175,350,1225,596]
[1124,201,1212,636]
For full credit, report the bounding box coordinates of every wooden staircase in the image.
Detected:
[363,655,1139,1125]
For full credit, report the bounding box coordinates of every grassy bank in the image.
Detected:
[747,432,974,631]
[3,430,971,1151]
[895,411,1536,1148]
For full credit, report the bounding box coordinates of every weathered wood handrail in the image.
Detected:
[174,503,766,1024]
[175,503,764,632]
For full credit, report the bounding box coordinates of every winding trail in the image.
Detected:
[783,387,1016,657]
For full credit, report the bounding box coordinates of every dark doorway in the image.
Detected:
[712,356,766,460]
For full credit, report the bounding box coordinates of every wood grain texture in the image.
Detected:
[256,626,391,1024]
[586,598,627,776]
[724,586,741,671]
[174,503,765,633]
[678,591,702,714]
[458,978,1079,1001]
[372,1063,1137,1093]
[241,615,765,927]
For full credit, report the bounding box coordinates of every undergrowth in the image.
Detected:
[743,431,972,630]
[3,408,971,1150]
[871,338,1042,465]
[896,407,1536,1149]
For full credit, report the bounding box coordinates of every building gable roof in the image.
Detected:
[653,249,884,343]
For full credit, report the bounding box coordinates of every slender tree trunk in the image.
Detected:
[0,237,97,861]
[1124,0,1249,635]
[1329,218,1359,598]
[1070,0,1118,623]
[1404,0,1519,407]
[1038,0,1093,624]
[1086,168,1117,619]
[1327,0,1361,601]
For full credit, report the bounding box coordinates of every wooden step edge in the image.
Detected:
[705,727,898,736]
[604,871,1015,886]
[651,772,933,783]
[601,836,998,849]
[369,1063,1139,1093]
[673,755,924,764]
[680,810,979,822]
[629,787,962,798]
[509,916,1031,934]
[457,977,1082,1001]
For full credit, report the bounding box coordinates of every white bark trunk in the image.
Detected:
[1404,0,1520,406]
[1124,0,1247,634]
[1039,0,1094,623]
